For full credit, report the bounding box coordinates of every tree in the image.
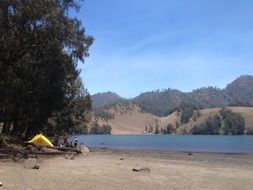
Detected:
[148,125,153,132]
[46,77,92,135]
[180,102,196,124]
[0,0,93,138]
[204,115,221,135]
[220,108,245,135]
[154,126,159,134]
[89,123,112,135]
[191,123,205,135]
[90,122,102,134]
[165,123,175,134]
[102,124,112,135]
[190,115,221,135]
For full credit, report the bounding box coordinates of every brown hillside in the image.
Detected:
[107,104,158,134]
[159,111,181,129]
[92,105,253,135]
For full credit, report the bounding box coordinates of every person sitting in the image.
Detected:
[63,137,68,147]
[74,137,78,147]
[68,141,73,148]
[53,135,59,146]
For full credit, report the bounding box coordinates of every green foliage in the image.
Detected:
[220,108,245,135]
[0,0,93,138]
[191,115,221,135]
[91,91,124,109]
[191,123,205,135]
[225,75,253,106]
[191,109,245,135]
[89,123,102,134]
[102,124,112,135]
[164,123,175,134]
[94,109,114,121]
[89,122,112,135]
[46,78,92,136]
[205,115,222,134]
[180,102,196,124]
[131,76,253,117]
[133,89,184,117]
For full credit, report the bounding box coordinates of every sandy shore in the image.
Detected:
[1,148,253,190]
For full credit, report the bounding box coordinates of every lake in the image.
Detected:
[69,135,253,153]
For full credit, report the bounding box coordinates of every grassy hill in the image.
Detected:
[92,106,253,135]
[177,107,253,134]
[107,104,158,134]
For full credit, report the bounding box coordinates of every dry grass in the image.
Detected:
[159,111,181,129]
[108,105,158,134]
[91,105,253,135]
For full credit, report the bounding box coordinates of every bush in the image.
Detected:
[164,123,175,134]
[190,115,221,135]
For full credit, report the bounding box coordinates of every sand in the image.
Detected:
[1,148,253,190]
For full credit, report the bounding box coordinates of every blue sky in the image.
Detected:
[76,0,253,98]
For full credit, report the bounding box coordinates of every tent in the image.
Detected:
[28,134,54,147]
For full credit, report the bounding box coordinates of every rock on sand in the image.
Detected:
[132,167,151,172]
[24,158,38,169]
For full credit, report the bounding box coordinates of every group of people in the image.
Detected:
[53,135,78,148]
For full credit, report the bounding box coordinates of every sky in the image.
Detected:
[76,0,253,98]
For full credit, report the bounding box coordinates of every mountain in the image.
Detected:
[89,75,253,135]
[224,75,253,106]
[91,91,125,108]
[133,75,253,116]
[133,89,186,117]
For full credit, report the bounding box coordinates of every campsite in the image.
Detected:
[1,0,253,190]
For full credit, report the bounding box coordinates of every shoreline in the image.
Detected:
[1,146,253,189]
[89,146,253,155]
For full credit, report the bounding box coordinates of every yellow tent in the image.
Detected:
[28,134,54,147]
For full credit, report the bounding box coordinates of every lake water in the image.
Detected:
[69,135,253,153]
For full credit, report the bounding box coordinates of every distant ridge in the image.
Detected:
[91,75,253,116]
[91,91,125,108]
[133,75,253,116]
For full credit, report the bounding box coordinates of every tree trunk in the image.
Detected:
[2,121,11,134]
[10,120,26,138]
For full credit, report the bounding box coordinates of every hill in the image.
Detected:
[107,103,158,134]
[133,75,253,116]
[91,76,253,116]
[177,107,253,134]
[91,91,125,108]
[90,105,253,135]
[89,75,253,135]
[88,103,158,134]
